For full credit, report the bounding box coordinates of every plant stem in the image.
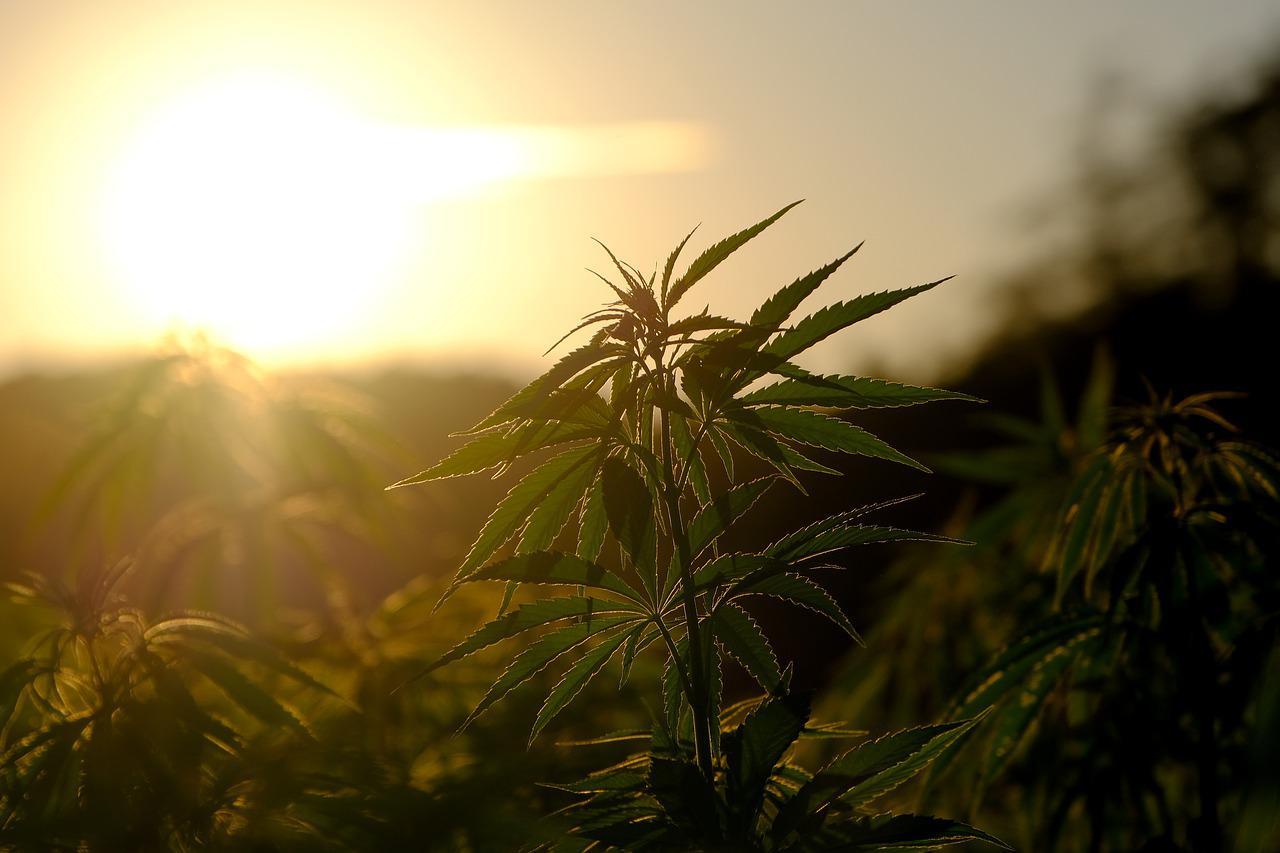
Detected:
[658,395,714,782]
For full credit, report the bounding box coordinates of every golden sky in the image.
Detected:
[2,1,1277,379]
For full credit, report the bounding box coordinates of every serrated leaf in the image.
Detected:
[671,415,712,505]
[764,524,963,568]
[720,422,840,484]
[463,615,640,729]
[668,201,802,307]
[725,691,812,832]
[687,476,777,560]
[576,473,608,562]
[547,763,649,793]
[601,457,657,579]
[709,425,737,480]
[741,375,978,410]
[616,624,644,688]
[667,313,751,337]
[734,407,927,472]
[764,277,951,364]
[420,596,636,678]
[519,451,603,553]
[921,616,1103,794]
[661,225,699,302]
[1082,468,1129,598]
[713,604,782,693]
[148,616,338,698]
[464,340,627,433]
[750,244,862,331]
[761,495,922,558]
[950,615,1103,719]
[691,552,789,591]
[445,445,601,596]
[734,573,861,644]
[530,629,631,742]
[1053,456,1111,602]
[772,718,982,841]
[978,637,1082,789]
[389,419,599,488]
[467,551,644,603]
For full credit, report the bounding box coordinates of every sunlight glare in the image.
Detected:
[102,72,454,354]
[99,70,712,357]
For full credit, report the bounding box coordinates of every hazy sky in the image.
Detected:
[2,1,1278,380]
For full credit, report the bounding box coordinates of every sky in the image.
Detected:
[2,1,1278,381]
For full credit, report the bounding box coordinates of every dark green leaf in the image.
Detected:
[530,629,631,742]
[725,691,811,832]
[734,407,927,472]
[772,718,983,842]
[388,419,599,487]
[734,573,861,644]
[687,476,777,559]
[446,445,601,593]
[713,604,782,693]
[187,652,310,736]
[602,457,657,578]
[464,340,627,433]
[668,201,802,307]
[979,637,1082,788]
[764,524,962,567]
[464,616,640,728]
[764,277,951,364]
[749,244,862,331]
[741,374,978,410]
[420,596,637,678]
[468,551,644,603]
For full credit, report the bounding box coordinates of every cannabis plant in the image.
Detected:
[821,351,1116,733]
[40,334,399,620]
[922,388,1279,851]
[393,202,1007,849]
[0,560,347,850]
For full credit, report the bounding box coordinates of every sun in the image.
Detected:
[99,71,425,355]
[97,69,713,358]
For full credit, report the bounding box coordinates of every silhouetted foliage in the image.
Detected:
[394,202,1006,849]
[2,48,1279,849]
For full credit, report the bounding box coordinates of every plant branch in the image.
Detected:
[658,379,715,781]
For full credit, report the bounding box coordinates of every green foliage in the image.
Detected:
[37,334,403,620]
[2,342,619,850]
[0,561,343,849]
[936,388,1278,845]
[823,354,1280,851]
[396,202,1002,849]
[543,696,1008,851]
